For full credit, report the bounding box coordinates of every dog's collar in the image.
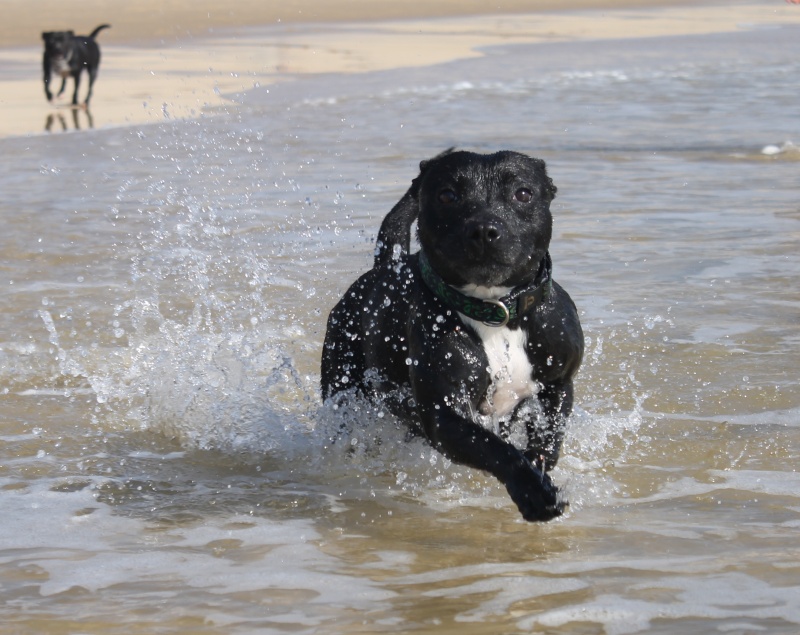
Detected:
[418,251,553,327]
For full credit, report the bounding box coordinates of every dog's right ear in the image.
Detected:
[373,181,419,268]
[418,147,455,174]
[373,152,445,268]
[373,150,456,268]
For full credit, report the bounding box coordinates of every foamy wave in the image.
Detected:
[761,140,798,156]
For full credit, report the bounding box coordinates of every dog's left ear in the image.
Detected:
[533,157,557,203]
[544,174,557,202]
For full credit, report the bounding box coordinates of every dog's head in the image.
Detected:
[42,31,75,61]
[415,150,557,290]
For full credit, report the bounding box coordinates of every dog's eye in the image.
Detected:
[514,188,533,203]
[438,189,458,204]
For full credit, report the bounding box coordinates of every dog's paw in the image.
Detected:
[504,463,566,522]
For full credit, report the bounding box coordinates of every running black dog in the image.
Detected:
[42,24,110,106]
[322,150,584,521]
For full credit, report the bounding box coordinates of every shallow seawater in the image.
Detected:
[1,24,799,635]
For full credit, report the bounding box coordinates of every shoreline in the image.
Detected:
[1,0,798,139]
[1,0,711,49]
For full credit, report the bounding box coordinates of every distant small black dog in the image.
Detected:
[322,150,584,522]
[42,24,110,106]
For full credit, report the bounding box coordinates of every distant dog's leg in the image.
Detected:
[84,68,98,106]
[70,72,81,105]
[43,62,53,101]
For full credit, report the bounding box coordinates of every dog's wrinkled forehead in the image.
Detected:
[42,31,74,49]
[418,150,556,203]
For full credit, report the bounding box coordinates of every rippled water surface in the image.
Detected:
[1,24,799,635]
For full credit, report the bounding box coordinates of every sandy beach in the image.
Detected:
[1,0,799,137]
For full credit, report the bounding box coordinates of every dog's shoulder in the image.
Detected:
[520,279,584,379]
[332,252,417,318]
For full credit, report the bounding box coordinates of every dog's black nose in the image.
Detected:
[464,219,503,250]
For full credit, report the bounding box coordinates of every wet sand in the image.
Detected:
[0,0,714,47]
[1,0,799,138]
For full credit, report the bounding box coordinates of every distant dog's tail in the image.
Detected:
[89,24,111,39]
[373,148,454,268]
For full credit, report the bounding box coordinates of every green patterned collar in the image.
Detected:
[418,251,552,327]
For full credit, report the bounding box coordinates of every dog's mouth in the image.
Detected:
[418,207,549,288]
[50,47,71,61]
[427,226,524,288]
[426,246,521,289]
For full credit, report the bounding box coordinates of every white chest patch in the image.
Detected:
[460,316,538,419]
[51,56,72,76]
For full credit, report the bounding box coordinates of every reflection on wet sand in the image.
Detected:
[45,106,94,132]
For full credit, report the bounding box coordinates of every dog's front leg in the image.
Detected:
[424,408,564,521]
[523,379,575,471]
[83,67,100,106]
[411,356,565,521]
[69,72,81,105]
[43,59,53,101]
